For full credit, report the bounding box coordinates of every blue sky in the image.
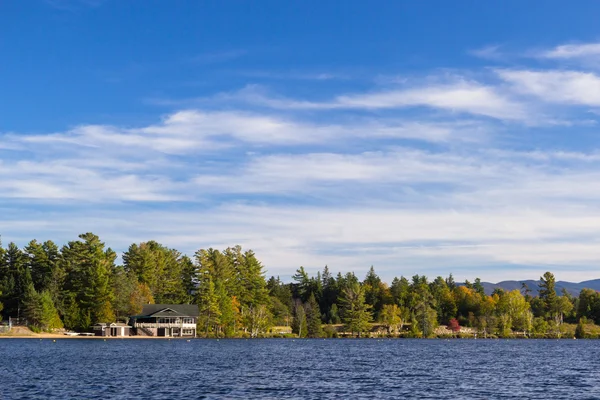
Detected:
[4,1,600,282]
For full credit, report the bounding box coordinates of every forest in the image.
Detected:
[1,232,599,338]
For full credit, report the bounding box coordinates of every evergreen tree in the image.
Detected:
[320,265,339,323]
[339,281,372,337]
[363,266,385,319]
[445,273,456,290]
[124,241,187,303]
[538,271,557,320]
[414,301,437,338]
[1,242,32,318]
[328,303,341,324]
[292,266,311,302]
[24,240,58,293]
[179,255,197,304]
[390,276,410,307]
[197,277,220,336]
[23,284,63,332]
[305,293,323,338]
[60,233,116,328]
[230,247,271,335]
[473,278,485,297]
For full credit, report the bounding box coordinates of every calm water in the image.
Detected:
[1,338,599,399]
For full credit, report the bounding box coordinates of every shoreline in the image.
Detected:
[0,335,585,340]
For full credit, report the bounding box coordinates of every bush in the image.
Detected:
[323,325,338,338]
[575,318,587,339]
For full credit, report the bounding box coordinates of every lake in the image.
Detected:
[0,338,599,399]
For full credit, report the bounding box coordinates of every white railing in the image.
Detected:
[133,322,196,329]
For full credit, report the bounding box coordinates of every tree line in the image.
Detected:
[1,233,599,338]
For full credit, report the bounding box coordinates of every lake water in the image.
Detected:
[1,338,599,399]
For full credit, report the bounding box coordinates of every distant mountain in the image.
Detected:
[474,279,600,296]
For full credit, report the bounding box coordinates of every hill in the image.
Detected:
[476,279,600,296]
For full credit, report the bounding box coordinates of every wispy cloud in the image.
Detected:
[9,39,600,280]
[469,45,506,61]
[188,50,248,65]
[540,42,600,62]
[192,80,531,122]
[497,69,600,106]
[44,0,105,11]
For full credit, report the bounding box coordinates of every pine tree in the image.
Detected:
[539,272,557,320]
[2,242,32,318]
[124,241,187,303]
[305,293,323,338]
[60,233,116,328]
[197,277,221,336]
[339,281,372,337]
[25,240,60,293]
[473,278,485,297]
[292,266,311,302]
[23,284,63,332]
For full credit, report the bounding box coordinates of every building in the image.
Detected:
[129,304,198,337]
[93,322,131,337]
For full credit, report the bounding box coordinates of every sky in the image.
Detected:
[3,1,600,283]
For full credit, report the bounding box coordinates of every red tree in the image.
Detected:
[447,318,460,333]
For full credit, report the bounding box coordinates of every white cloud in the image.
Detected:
[211,81,530,121]
[335,81,527,120]
[5,202,600,282]
[469,45,506,61]
[540,42,600,61]
[498,69,600,106]
[7,50,600,281]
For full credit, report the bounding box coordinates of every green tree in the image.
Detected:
[320,266,339,323]
[197,277,220,336]
[305,293,323,338]
[414,301,438,337]
[430,276,456,325]
[291,300,307,337]
[538,271,557,320]
[575,317,587,339]
[339,281,372,337]
[381,304,404,334]
[24,240,57,292]
[24,284,63,332]
[228,247,271,336]
[124,241,187,303]
[552,295,573,325]
[328,303,341,324]
[196,248,235,336]
[497,290,532,335]
[111,268,154,320]
[292,266,311,302]
[60,233,116,328]
[577,288,599,322]
[363,266,385,319]
[390,276,410,307]
[1,242,32,318]
[473,278,485,297]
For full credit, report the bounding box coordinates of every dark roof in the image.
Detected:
[138,304,199,318]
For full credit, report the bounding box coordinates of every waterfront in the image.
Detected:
[1,339,599,399]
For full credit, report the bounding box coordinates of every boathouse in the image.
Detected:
[93,322,131,337]
[129,304,198,337]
